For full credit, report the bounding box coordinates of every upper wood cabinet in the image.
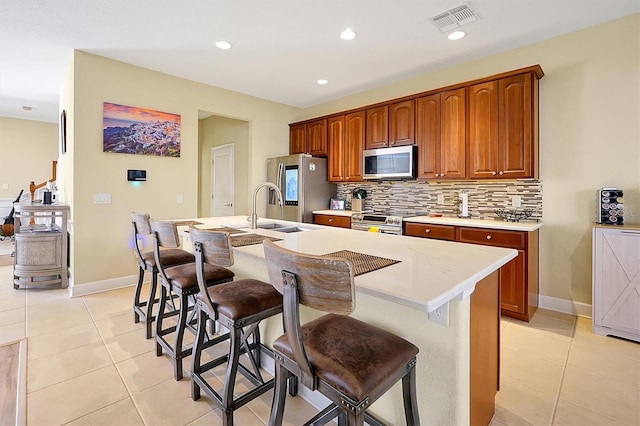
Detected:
[289,123,307,155]
[468,72,537,179]
[327,116,346,182]
[291,65,542,181]
[307,119,328,156]
[416,88,466,179]
[344,111,365,181]
[328,112,365,182]
[289,119,328,156]
[389,100,415,147]
[365,106,388,149]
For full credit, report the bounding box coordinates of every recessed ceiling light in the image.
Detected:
[215,40,232,50]
[447,30,466,41]
[340,28,357,40]
[317,79,329,85]
[21,106,33,111]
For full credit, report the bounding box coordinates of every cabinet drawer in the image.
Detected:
[313,214,351,229]
[457,227,525,249]
[404,222,456,241]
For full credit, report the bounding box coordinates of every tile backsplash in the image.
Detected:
[337,179,542,222]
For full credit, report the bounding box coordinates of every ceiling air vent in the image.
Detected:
[431,2,478,32]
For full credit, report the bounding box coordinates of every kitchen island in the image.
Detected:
[178,216,517,425]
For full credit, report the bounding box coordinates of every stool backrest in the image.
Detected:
[150,220,180,249]
[262,239,355,315]
[149,220,181,284]
[263,239,355,388]
[190,227,234,313]
[131,213,151,267]
[132,213,152,235]
[189,226,234,268]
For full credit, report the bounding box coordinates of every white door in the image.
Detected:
[211,144,234,216]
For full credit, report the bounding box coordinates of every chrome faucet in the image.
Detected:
[250,182,283,229]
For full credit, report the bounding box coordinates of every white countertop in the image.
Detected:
[179,216,517,313]
[404,216,543,232]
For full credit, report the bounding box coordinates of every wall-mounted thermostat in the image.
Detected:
[127,169,147,182]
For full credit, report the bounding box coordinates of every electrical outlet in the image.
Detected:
[437,194,444,204]
[512,195,522,208]
[2,183,8,190]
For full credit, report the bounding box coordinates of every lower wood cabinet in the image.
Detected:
[405,222,539,321]
[470,270,500,426]
[404,222,455,241]
[313,214,351,229]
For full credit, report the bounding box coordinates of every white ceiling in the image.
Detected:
[1,0,638,123]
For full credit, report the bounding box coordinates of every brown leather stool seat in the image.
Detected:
[273,313,419,403]
[189,228,283,426]
[162,263,234,292]
[150,220,234,381]
[131,213,195,339]
[263,240,420,426]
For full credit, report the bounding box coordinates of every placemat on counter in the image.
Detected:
[321,250,400,276]
[231,234,282,247]
[174,220,204,226]
[201,227,246,234]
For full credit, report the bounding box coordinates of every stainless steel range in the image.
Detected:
[351,212,403,235]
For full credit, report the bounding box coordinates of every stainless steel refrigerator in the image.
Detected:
[266,154,336,223]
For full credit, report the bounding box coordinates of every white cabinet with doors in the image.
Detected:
[592,224,640,342]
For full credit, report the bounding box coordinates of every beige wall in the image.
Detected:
[67,51,296,289]
[0,117,58,201]
[198,115,250,217]
[299,14,640,306]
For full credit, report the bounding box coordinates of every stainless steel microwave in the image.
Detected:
[363,145,417,180]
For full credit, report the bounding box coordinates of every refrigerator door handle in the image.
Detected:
[277,162,284,191]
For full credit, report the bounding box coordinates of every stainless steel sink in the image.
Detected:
[257,223,311,233]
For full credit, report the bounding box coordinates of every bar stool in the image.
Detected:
[189,226,283,426]
[131,213,195,339]
[150,220,235,380]
[263,240,420,426]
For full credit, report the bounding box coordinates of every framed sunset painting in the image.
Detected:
[103,102,181,157]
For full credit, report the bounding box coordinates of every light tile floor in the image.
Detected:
[0,250,638,425]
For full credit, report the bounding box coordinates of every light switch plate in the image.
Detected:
[176,193,184,204]
[2,183,8,190]
[93,193,112,204]
[437,194,445,204]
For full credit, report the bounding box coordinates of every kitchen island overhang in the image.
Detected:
[178,216,517,425]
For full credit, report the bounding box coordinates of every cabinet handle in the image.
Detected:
[486,235,492,240]
[491,171,497,176]
[498,171,504,176]
[441,173,445,177]
[425,229,430,233]
[328,218,333,222]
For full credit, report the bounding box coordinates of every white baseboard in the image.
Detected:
[539,295,592,318]
[69,274,141,297]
